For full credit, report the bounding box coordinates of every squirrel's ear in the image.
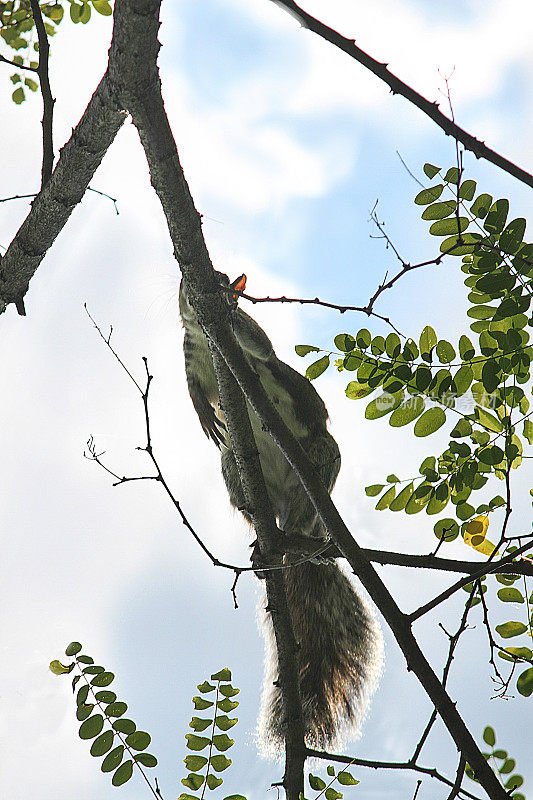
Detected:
[231,274,247,294]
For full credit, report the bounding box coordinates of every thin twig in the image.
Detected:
[409,539,533,622]
[306,749,482,800]
[29,0,55,187]
[0,54,38,71]
[271,0,533,189]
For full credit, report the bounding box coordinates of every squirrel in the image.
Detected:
[179,271,383,750]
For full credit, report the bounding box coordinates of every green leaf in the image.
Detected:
[421,200,456,220]
[184,754,208,771]
[419,325,437,357]
[453,365,473,396]
[126,731,151,751]
[112,760,133,787]
[429,217,468,236]
[389,483,414,512]
[90,671,114,686]
[483,726,496,746]
[92,0,113,14]
[206,774,224,790]
[444,167,460,184]
[365,484,385,497]
[212,734,234,751]
[101,745,124,773]
[217,698,238,712]
[459,179,476,200]
[517,667,533,697]
[12,86,25,104]
[79,714,104,740]
[375,486,396,510]
[523,420,533,445]
[365,391,402,420]
[189,717,212,732]
[337,771,359,785]
[210,754,232,771]
[215,715,238,731]
[497,588,524,603]
[334,334,356,352]
[500,759,516,774]
[423,163,441,179]
[434,518,459,542]
[414,407,446,437]
[95,690,117,704]
[104,702,127,718]
[77,703,95,721]
[295,344,320,357]
[65,642,83,656]
[77,685,90,707]
[309,775,327,791]
[477,445,504,466]
[134,753,158,767]
[356,328,371,348]
[90,730,114,757]
[505,775,524,791]
[345,381,374,399]
[185,734,210,751]
[436,340,456,363]
[83,665,104,674]
[495,622,527,639]
[325,788,342,800]
[441,233,482,255]
[49,659,73,675]
[414,184,444,205]
[112,718,136,734]
[219,685,239,697]
[484,199,509,235]
[306,355,330,380]
[389,396,425,428]
[459,335,475,360]
[471,193,493,218]
[475,406,503,433]
[193,696,214,710]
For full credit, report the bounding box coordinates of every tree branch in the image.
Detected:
[270,0,533,189]
[29,0,55,187]
[211,350,306,799]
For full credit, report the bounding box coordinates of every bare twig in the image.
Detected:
[29,0,55,187]
[270,0,533,189]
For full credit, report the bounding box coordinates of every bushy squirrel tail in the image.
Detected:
[260,560,383,751]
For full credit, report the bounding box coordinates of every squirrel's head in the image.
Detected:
[179,271,246,324]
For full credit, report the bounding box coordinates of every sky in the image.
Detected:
[1,1,533,799]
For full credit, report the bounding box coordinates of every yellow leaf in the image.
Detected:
[463,515,497,556]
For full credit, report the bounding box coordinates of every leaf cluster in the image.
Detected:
[49,641,157,787]
[179,668,246,800]
[1,0,112,104]
[466,726,526,798]
[306,764,359,800]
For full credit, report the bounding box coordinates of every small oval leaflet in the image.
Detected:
[413,407,446,437]
[112,718,136,734]
[495,621,527,639]
[517,667,533,697]
[101,745,124,773]
[90,729,114,757]
[79,714,104,740]
[126,730,151,751]
[90,671,114,687]
[134,753,158,767]
[112,760,133,787]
